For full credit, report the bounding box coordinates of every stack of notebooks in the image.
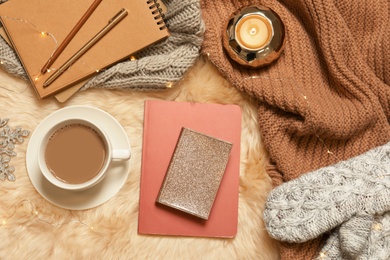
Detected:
[0,0,169,101]
[139,100,242,238]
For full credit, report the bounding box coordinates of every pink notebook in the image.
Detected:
[138,100,241,238]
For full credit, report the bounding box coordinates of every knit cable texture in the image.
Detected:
[201,0,390,258]
[264,141,390,259]
[201,0,390,185]
[319,212,390,260]
[0,0,204,91]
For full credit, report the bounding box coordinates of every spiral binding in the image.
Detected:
[147,0,167,30]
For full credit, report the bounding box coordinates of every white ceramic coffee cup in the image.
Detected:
[38,118,130,191]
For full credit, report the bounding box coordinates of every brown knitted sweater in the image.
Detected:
[200,0,390,259]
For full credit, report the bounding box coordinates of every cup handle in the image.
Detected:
[112,149,131,161]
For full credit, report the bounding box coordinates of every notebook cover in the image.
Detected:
[139,100,241,238]
[0,0,169,99]
[53,0,168,103]
[156,128,233,220]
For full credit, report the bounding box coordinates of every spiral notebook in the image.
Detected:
[0,0,169,99]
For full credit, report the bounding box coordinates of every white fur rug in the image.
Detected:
[0,56,279,259]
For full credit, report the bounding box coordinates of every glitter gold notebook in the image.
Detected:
[156,128,232,220]
[139,100,241,238]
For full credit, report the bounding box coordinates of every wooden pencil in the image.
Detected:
[40,0,102,74]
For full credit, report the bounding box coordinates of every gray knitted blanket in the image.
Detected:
[0,0,204,91]
[264,141,390,259]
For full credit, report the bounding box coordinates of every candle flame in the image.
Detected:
[249,27,257,35]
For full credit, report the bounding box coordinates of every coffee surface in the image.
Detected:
[45,124,106,184]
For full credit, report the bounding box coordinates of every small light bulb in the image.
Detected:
[90,226,94,230]
[373,223,382,231]
[34,211,39,216]
[41,32,46,36]
[47,69,51,73]
[2,219,6,225]
[34,77,39,81]
[319,252,326,258]
[96,70,99,73]
[0,61,3,64]
[165,82,173,88]
[130,56,137,61]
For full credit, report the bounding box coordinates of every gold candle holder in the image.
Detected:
[223,5,285,68]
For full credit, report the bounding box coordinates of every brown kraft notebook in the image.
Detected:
[0,0,169,99]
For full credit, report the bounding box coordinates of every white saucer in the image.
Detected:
[26,105,131,210]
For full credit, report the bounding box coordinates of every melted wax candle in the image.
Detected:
[223,5,285,67]
[235,15,272,50]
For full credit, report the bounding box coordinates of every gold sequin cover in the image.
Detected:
[156,127,233,220]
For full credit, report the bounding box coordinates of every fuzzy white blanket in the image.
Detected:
[0,56,278,259]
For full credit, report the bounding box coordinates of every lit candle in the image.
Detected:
[235,15,272,50]
[223,5,285,68]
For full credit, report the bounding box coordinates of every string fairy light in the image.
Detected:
[1,14,58,61]
[165,81,173,88]
[129,55,174,89]
[244,74,390,258]
[0,199,110,243]
[1,16,57,44]
[373,223,383,231]
[0,3,180,93]
[0,15,168,90]
[0,15,105,83]
[297,87,389,258]
[243,74,374,167]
